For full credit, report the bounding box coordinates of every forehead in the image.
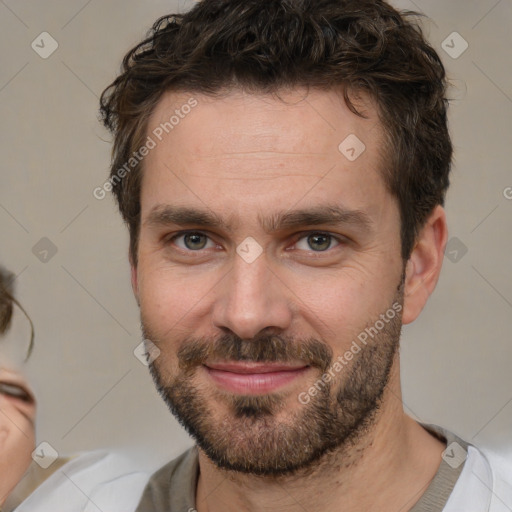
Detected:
[142,88,389,220]
[148,87,383,157]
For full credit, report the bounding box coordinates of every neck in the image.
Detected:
[195,361,445,512]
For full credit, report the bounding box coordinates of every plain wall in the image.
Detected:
[1,0,511,469]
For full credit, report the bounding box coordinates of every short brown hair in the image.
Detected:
[100,0,452,264]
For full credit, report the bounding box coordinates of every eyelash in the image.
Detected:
[166,231,345,255]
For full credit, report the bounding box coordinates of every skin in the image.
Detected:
[0,366,36,506]
[132,88,448,512]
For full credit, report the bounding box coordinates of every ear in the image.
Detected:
[130,251,140,306]
[402,205,448,325]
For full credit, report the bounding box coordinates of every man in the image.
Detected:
[99,0,512,510]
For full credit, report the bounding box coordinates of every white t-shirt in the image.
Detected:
[8,450,150,512]
[133,425,512,512]
[8,427,512,511]
[443,446,512,511]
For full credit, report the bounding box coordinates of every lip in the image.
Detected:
[204,362,310,394]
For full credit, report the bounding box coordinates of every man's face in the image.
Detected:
[134,88,406,475]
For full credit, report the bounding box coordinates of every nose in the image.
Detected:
[211,251,293,340]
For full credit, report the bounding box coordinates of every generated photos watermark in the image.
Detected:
[93,97,198,200]
[298,302,402,405]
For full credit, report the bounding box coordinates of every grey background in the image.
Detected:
[0,0,511,469]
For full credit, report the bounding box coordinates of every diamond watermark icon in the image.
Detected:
[444,237,468,264]
[441,32,468,60]
[338,134,366,162]
[32,237,58,263]
[134,340,161,366]
[31,32,59,59]
[236,237,263,264]
[32,441,59,469]
[442,441,467,469]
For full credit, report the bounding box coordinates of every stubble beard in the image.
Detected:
[143,287,403,477]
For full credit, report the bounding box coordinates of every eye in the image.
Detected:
[169,231,216,251]
[0,382,32,402]
[294,232,341,252]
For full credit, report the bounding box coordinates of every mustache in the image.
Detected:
[177,333,333,373]
[143,327,333,373]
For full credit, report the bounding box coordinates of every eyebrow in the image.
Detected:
[260,205,373,233]
[145,204,373,234]
[145,206,234,231]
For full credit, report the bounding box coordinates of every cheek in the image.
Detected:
[301,286,363,351]
[0,401,35,447]
[0,405,35,492]
[138,269,211,378]
[138,262,222,335]
[140,278,196,339]
[295,268,398,350]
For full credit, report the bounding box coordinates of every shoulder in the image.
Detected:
[419,423,512,512]
[445,444,512,512]
[13,450,151,512]
[479,447,512,510]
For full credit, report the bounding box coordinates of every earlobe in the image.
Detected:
[402,205,448,325]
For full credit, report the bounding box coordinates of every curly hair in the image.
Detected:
[100,0,452,264]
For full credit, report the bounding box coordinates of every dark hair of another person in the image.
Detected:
[99,0,452,264]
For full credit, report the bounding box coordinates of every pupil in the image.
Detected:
[309,233,330,251]
[185,233,206,250]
